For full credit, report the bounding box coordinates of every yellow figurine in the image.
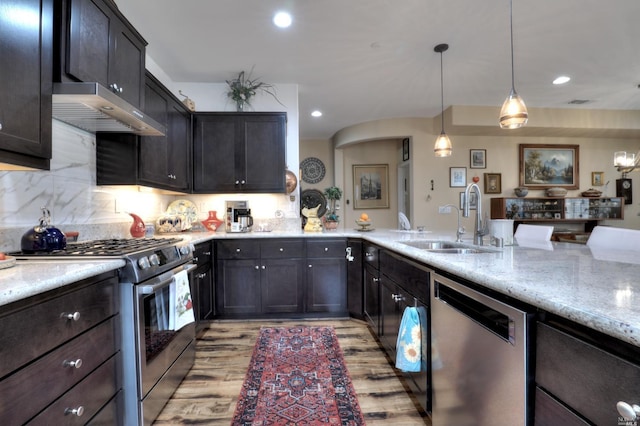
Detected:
[302,204,323,232]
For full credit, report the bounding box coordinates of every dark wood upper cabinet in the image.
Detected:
[61,0,146,108]
[193,112,287,193]
[0,0,53,170]
[96,72,191,192]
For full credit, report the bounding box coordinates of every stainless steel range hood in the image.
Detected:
[52,82,165,136]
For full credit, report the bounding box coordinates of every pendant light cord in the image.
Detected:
[509,0,515,88]
[439,49,445,131]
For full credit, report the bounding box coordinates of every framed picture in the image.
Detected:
[353,164,389,209]
[592,171,604,186]
[484,172,502,194]
[402,138,410,161]
[519,144,579,189]
[460,191,477,210]
[470,149,486,169]
[449,167,467,187]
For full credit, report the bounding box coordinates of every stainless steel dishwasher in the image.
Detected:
[430,273,530,425]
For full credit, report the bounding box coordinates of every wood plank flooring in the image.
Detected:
[154,319,431,425]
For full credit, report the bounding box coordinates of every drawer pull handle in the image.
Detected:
[63,312,81,321]
[617,401,640,421]
[63,358,83,369]
[196,273,207,279]
[65,406,85,417]
[392,293,404,302]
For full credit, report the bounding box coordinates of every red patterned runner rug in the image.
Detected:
[231,326,366,425]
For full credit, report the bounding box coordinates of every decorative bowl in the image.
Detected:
[514,187,528,197]
[546,187,568,197]
[581,188,602,197]
[355,219,372,228]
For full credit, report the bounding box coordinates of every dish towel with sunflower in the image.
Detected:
[395,306,426,372]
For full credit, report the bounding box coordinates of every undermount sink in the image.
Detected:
[399,240,498,254]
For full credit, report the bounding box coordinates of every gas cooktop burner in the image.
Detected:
[10,238,184,257]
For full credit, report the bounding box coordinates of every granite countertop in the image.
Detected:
[1,228,638,348]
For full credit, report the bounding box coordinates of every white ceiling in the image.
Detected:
[114,0,640,140]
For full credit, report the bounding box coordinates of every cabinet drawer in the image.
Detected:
[379,250,429,302]
[28,355,119,426]
[217,240,260,259]
[1,317,119,425]
[306,239,346,258]
[261,239,305,259]
[0,276,117,378]
[363,243,379,268]
[193,242,213,265]
[534,387,589,426]
[536,322,640,425]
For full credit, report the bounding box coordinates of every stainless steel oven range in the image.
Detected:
[12,238,196,425]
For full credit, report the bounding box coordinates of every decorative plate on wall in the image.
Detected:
[300,157,326,184]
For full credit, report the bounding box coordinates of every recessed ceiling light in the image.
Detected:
[311,110,322,117]
[273,11,292,28]
[553,76,571,85]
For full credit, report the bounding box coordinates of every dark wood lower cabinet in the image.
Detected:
[192,242,213,338]
[346,238,363,319]
[215,238,347,318]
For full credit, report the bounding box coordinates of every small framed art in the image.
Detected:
[450,167,467,187]
[470,149,486,169]
[591,171,604,186]
[484,172,502,194]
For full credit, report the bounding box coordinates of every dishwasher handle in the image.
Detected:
[435,281,515,345]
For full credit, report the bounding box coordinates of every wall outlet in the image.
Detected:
[438,206,452,214]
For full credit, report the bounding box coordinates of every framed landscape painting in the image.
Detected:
[519,144,579,189]
[353,164,389,209]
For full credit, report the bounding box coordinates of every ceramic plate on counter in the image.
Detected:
[167,199,198,222]
[0,256,16,269]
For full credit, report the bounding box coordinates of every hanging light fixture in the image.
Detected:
[434,43,452,157]
[499,0,528,129]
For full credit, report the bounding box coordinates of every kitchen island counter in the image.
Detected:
[187,229,640,347]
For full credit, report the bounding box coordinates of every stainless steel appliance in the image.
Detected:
[430,273,531,425]
[225,200,253,232]
[11,238,196,426]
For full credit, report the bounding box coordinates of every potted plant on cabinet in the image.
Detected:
[323,186,342,230]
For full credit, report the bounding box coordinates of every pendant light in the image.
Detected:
[434,43,452,157]
[499,0,528,129]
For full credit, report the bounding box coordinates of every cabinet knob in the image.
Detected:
[308,264,313,268]
[392,293,403,302]
[235,180,240,185]
[65,406,85,417]
[62,312,81,321]
[255,265,260,269]
[617,401,640,421]
[63,358,83,369]
[196,273,207,279]
[279,248,284,252]
[0,122,2,130]
[236,248,241,252]
[204,251,211,255]
[241,180,246,185]
[324,247,329,252]
[262,265,266,269]
[373,277,379,282]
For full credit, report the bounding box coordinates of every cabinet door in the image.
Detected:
[306,257,347,314]
[166,98,191,190]
[216,259,260,315]
[67,0,110,86]
[0,0,52,168]
[193,114,238,192]
[346,239,364,318]
[108,21,145,108]
[261,258,304,313]
[364,264,380,334]
[380,278,404,353]
[241,114,286,192]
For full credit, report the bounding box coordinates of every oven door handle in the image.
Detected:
[139,263,198,294]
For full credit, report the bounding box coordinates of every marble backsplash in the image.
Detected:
[0,120,301,252]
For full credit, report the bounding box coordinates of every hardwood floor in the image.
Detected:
[154,319,431,425]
